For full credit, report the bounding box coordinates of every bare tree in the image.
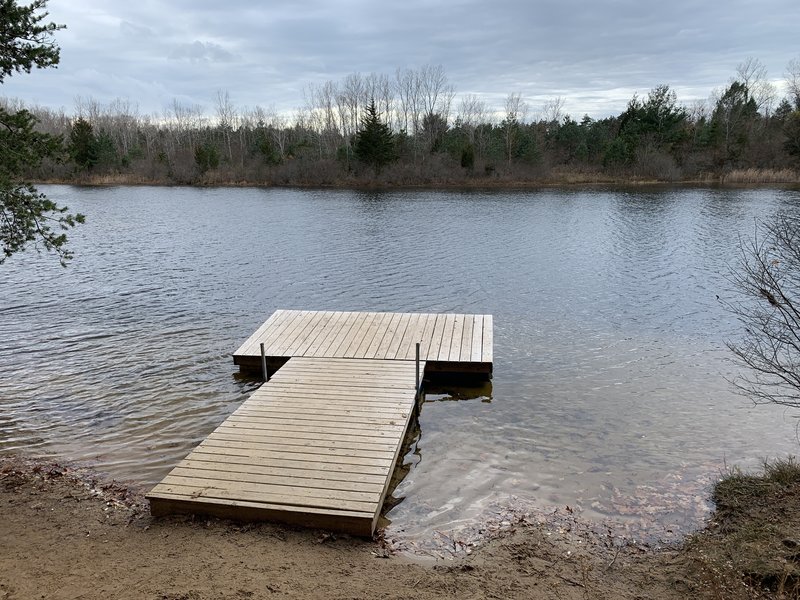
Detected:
[541,96,566,125]
[417,64,454,155]
[73,95,101,122]
[107,98,139,156]
[170,99,204,154]
[365,72,393,125]
[300,92,326,160]
[215,89,236,162]
[688,99,709,146]
[305,80,346,158]
[457,94,488,128]
[736,57,777,116]
[505,92,528,123]
[254,105,289,161]
[725,213,800,409]
[418,64,454,122]
[502,92,528,168]
[340,72,364,139]
[456,94,491,159]
[394,67,421,136]
[786,57,800,109]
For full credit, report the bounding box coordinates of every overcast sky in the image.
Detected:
[3,0,799,120]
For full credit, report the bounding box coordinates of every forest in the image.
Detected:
[6,58,800,187]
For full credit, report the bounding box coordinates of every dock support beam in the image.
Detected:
[415,342,420,398]
[260,342,268,382]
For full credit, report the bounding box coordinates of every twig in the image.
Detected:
[606,544,622,571]
[556,574,585,588]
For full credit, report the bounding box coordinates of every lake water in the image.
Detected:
[2,184,799,551]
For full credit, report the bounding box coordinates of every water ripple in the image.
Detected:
[1,185,799,541]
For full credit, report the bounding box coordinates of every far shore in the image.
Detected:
[34,167,800,192]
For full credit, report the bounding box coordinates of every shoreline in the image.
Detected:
[0,452,685,561]
[3,452,797,598]
[34,170,800,192]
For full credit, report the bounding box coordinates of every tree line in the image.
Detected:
[5,58,800,187]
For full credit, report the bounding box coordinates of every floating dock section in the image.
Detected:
[147,310,493,536]
[232,310,493,375]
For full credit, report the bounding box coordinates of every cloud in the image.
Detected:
[119,20,154,39]
[168,41,235,64]
[3,0,799,118]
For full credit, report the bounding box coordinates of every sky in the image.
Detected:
[3,0,799,120]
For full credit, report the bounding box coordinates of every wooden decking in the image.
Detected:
[148,310,493,536]
[233,310,493,374]
[148,357,422,535]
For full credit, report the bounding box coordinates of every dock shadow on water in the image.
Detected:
[378,380,493,532]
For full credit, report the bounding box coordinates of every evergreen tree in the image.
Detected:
[354,100,395,174]
[785,111,800,162]
[712,81,759,164]
[194,141,220,174]
[93,130,119,170]
[69,118,97,169]
[460,143,475,170]
[0,0,82,265]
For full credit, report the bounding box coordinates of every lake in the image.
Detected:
[1,184,798,551]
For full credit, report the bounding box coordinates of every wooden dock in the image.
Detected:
[233,309,493,374]
[147,310,492,536]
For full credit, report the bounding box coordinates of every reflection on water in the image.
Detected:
[1,184,800,545]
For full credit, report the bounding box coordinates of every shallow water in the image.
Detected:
[1,185,799,545]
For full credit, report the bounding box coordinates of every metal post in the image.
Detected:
[260,342,268,382]
[415,342,420,397]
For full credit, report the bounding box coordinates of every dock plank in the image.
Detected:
[426,314,445,361]
[448,314,465,362]
[230,412,408,428]
[288,311,335,356]
[417,314,437,359]
[482,314,493,363]
[437,314,456,361]
[397,313,428,360]
[302,311,344,357]
[148,356,423,535]
[470,315,483,362]
[168,467,384,494]
[373,313,402,359]
[349,312,386,359]
[177,458,389,482]
[239,309,290,357]
[364,312,393,359]
[282,311,325,356]
[384,313,412,360]
[237,310,283,357]
[155,480,379,512]
[323,312,360,356]
[222,417,405,435]
[256,309,307,356]
[342,312,378,358]
[234,309,492,372]
[189,446,392,468]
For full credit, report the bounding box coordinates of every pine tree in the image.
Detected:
[69,118,97,170]
[1,0,83,265]
[354,100,395,175]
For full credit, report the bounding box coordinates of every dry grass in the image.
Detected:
[55,172,165,186]
[687,457,800,599]
[543,167,620,184]
[37,164,800,189]
[722,169,800,184]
